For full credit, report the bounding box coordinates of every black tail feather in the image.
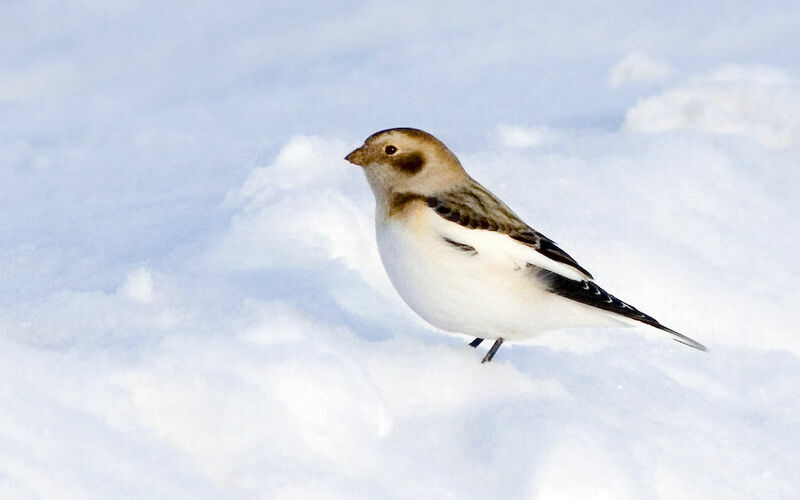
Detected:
[532,266,707,351]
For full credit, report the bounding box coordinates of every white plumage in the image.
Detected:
[375,202,621,343]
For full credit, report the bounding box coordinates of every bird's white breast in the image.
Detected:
[375,203,615,341]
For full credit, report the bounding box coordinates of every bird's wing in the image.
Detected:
[531,266,707,350]
[423,184,707,351]
[424,183,593,280]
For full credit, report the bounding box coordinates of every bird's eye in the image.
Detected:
[384,145,397,155]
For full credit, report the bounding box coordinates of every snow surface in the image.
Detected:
[2,1,799,498]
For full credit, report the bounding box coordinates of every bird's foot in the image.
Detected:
[468,337,484,348]
[481,338,504,363]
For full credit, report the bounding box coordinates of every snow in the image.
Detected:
[608,52,671,88]
[495,125,561,149]
[2,1,800,499]
[624,65,800,148]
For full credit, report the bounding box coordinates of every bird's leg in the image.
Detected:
[468,337,484,348]
[481,338,504,363]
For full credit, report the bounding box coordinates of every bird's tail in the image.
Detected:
[657,324,708,352]
[533,267,708,351]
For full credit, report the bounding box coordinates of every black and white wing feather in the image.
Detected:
[423,180,707,351]
[425,181,593,279]
[531,266,707,350]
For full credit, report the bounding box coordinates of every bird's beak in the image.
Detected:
[345,146,366,167]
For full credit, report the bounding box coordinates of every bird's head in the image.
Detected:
[345,128,467,198]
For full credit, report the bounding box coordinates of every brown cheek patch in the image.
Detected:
[392,152,425,174]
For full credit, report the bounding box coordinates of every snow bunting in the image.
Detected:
[346,127,706,362]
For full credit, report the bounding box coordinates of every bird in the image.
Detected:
[345,127,706,363]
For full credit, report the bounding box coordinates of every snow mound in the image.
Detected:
[624,65,800,148]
